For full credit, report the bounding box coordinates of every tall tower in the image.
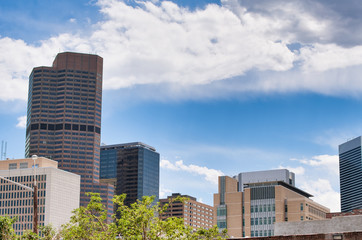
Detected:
[339,136,362,212]
[25,52,114,214]
[100,142,160,206]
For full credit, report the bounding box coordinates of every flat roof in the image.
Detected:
[100,142,157,152]
[244,181,313,198]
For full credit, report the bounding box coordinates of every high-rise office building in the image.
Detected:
[100,142,159,206]
[25,52,114,214]
[214,169,329,238]
[159,193,215,230]
[339,136,362,212]
[0,157,80,235]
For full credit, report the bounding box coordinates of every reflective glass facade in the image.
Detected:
[100,148,117,179]
[339,136,362,212]
[100,142,159,206]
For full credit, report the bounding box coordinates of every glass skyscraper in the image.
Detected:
[25,52,114,214]
[100,142,160,206]
[339,136,362,212]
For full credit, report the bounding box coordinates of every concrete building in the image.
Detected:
[0,157,80,235]
[274,215,362,236]
[339,136,362,212]
[25,52,114,214]
[214,169,329,238]
[100,142,159,206]
[159,193,215,230]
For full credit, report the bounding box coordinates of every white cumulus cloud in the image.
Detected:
[160,159,224,185]
[300,178,340,212]
[278,165,305,176]
[281,153,341,211]
[16,115,27,129]
[159,185,173,199]
[1,0,362,102]
[299,154,339,176]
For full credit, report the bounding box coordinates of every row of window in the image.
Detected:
[32,90,99,97]
[30,123,100,134]
[0,194,46,207]
[0,204,45,215]
[31,93,99,101]
[33,99,96,105]
[250,230,274,237]
[251,204,275,213]
[250,216,275,225]
[30,132,97,139]
[34,68,95,75]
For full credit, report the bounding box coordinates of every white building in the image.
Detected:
[0,157,80,235]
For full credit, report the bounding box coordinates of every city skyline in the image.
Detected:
[1,0,362,212]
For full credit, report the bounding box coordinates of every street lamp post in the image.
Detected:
[32,155,38,235]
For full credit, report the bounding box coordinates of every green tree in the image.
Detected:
[0,193,227,240]
[39,224,60,240]
[0,215,17,240]
[21,230,40,240]
[113,194,227,240]
[60,193,117,240]
[58,192,227,239]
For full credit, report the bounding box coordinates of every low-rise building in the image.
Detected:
[327,208,362,218]
[159,193,215,230]
[0,157,80,235]
[274,215,362,236]
[214,169,330,238]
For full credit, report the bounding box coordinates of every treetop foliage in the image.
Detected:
[1,193,227,240]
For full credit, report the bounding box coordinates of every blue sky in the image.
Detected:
[1,0,362,211]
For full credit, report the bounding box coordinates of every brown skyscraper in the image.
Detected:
[25,52,113,215]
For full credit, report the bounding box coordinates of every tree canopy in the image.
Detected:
[1,193,227,240]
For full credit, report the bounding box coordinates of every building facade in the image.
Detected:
[100,142,159,206]
[159,193,215,230]
[25,52,114,213]
[214,169,329,238]
[0,157,80,235]
[339,136,362,212]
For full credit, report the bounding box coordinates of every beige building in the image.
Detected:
[214,169,330,238]
[0,157,80,235]
[160,193,215,230]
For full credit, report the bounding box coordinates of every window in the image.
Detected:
[9,163,17,170]
[300,203,304,211]
[301,216,304,221]
[217,220,226,229]
[20,162,28,169]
